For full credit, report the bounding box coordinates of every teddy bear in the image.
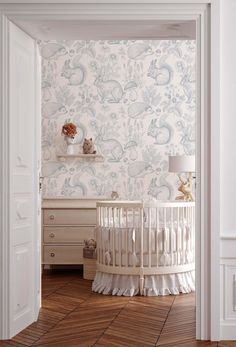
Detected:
[84,239,97,250]
[82,138,96,154]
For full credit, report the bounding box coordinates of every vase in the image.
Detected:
[65,136,76,155]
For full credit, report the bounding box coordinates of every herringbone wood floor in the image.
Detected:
[0,269,234,347]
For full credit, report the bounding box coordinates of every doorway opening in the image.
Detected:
[26,18,198,338]
[0,2,216,342]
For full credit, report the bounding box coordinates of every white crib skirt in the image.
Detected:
[92,272,140,296]
[92,270,195,297]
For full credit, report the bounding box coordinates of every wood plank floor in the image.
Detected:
[0,269,234,347]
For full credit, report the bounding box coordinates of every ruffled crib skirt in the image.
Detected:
[92,270,195,297]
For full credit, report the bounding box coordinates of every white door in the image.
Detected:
[9,21,41,338]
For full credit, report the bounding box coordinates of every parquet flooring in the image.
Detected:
[0,269,234,347]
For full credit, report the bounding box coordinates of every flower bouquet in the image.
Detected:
[61,122,78,155]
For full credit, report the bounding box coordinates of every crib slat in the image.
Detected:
[112,207,115,267]
[164,207,167,266]
[97,206,100,264]
[140,206,144,269]
[102,207,105,265]
[132,209,135,268]
[148,207,151,268]
[119,207,122,268]
[170,207,173,266]
[156,207,159,268]
[176,207,179,265]
[125,208,128,267]
[181,207,185,265]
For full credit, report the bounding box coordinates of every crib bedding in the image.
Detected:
[93,201,195,296]
[100,224,191,252]
[99,224,193,267]
[92,271,195,296]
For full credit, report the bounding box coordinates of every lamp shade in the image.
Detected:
[168,155,195,173]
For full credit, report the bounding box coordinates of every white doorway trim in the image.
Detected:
[0,0,220,341]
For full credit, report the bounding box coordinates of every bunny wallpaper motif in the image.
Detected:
[41,40,196,199]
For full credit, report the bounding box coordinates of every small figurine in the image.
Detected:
[83,138,96,154]
[176,174,194,201]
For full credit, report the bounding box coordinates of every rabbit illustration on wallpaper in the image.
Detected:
[61,59,86,85]
[95,127,124,162]
[94,68,123,103]
[148,176,172,201]
[147,59,172,86]
[148,116,173,145]
[61,177,87,196]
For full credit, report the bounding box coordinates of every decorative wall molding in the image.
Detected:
[221,233,236,240]
[220,263,236,340]
[0,0,212,4]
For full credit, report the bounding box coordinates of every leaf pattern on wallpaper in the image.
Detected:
[40,39,196,199]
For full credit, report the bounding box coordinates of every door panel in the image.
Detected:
[9,21,40,337]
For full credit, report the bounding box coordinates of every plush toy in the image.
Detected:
[84,239,97,250]
[82,138,96,154]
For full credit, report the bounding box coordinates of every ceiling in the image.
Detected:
[11,19,196,40]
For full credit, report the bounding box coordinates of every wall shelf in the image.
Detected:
[57,153,104,162]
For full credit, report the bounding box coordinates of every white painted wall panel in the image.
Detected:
[220,0,236,235]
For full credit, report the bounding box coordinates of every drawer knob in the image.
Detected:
[49,233,55,238]
[50,252,55,257]
[49,215,55,220]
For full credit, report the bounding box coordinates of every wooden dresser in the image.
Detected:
[42,199,98,266]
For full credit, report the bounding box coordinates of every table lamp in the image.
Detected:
[168,155,195,201]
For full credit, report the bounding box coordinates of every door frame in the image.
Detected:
[0,0,220,341]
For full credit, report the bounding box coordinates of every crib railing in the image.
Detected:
[96,201,195,293]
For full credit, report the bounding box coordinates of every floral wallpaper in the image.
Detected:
[40,40,196,200]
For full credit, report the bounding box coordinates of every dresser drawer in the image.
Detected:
[43,226,95,244]
[43,245,84,264]
[43,209,96,225]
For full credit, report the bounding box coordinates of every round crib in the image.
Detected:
[92,200,195,296]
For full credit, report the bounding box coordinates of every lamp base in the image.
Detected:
[175,173,194,201]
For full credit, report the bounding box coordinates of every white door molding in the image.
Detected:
[0,1,220,341]
[0,13,10,340]
[0,16,41,339]
[210,0,221,341]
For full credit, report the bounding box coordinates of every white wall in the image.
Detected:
[221,0,236,234]
[220,0,236,339]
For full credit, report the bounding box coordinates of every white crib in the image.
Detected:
[92,200,195,296]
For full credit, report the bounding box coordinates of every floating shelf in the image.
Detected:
[57,153,104,162]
